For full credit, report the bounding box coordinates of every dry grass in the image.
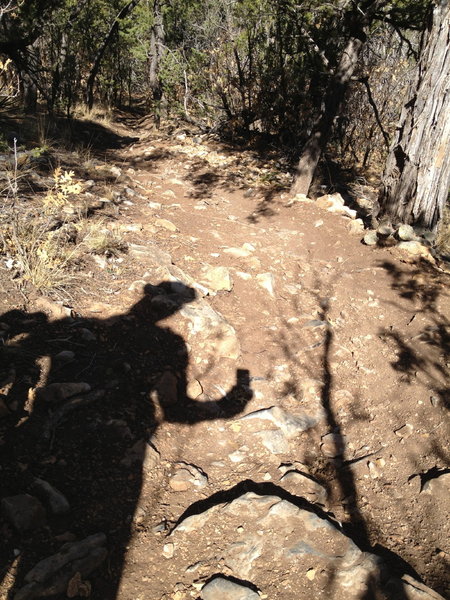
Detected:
[436,204,450,257]
[80,220,127,257]
[71,102,114,126]
[0,211,80,293]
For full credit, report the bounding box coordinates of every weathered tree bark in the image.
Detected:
[378,0,450,231]
[291,0,385,196]
[85,0,142,110]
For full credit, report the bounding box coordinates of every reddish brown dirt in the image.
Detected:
[0,120,449,600]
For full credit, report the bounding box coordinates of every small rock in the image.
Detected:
[200,577,260,600]
[228,449,247,463]
[32,479,70,515]
[397,224,416,241]
[155,218,178,232]
[79,328,96,342]
[394,424,413,439]
[367,461,382,479]
[36,382,91,404]
[363,231,378,246]
[109,166,122,177]
[320,433,346,457]
[187,379,203,398]
[199,265,233,292]
[1,494,46,532]
[316,193,344,210]
[148,201,162,209]
[377,223,395,237]
[53,350,75,364]
[347,219,364,234]
[129,242,173,267]
[256,272,275,296]
[162,543,174,558]
[169,463,208,491]
[223,245,253,258]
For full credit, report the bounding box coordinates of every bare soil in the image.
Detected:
[0,116,449,600]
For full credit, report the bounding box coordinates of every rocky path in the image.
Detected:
[1,126,449,600]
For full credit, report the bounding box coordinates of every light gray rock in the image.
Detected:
[1,494,46,532]
[397,224,416,241]
[201,577,260,600]
[421,472,450,496]
[240,406,317,438]
[398,240,434,260]
[171,492,445,599]
[199,264,233,292]
[129,242,173,267]
[363,231,378,246]
[377,223,395,238]
[256,273,275,296]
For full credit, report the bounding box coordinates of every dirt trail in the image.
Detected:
[1,123,449,600]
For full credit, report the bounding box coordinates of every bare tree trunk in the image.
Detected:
[148,0,165,123]
[85,0,142,110]
[378,0,450,231]
[291,0,384,196]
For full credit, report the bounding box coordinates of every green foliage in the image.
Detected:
[0,0,431,161]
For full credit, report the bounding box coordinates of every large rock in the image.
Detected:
[170,492,445,600]
[201,577,260,599]
[14,533,107,600]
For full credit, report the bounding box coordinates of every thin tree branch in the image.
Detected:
[359,75,390,148]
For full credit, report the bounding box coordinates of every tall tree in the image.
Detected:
[378,0,450,231]
[148,0,165,106]
[291,0,386,196]
[85,0,142,109]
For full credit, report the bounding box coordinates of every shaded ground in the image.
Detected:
[0,115,449,600]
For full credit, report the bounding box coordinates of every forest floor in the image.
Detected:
[0,112,449,600]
